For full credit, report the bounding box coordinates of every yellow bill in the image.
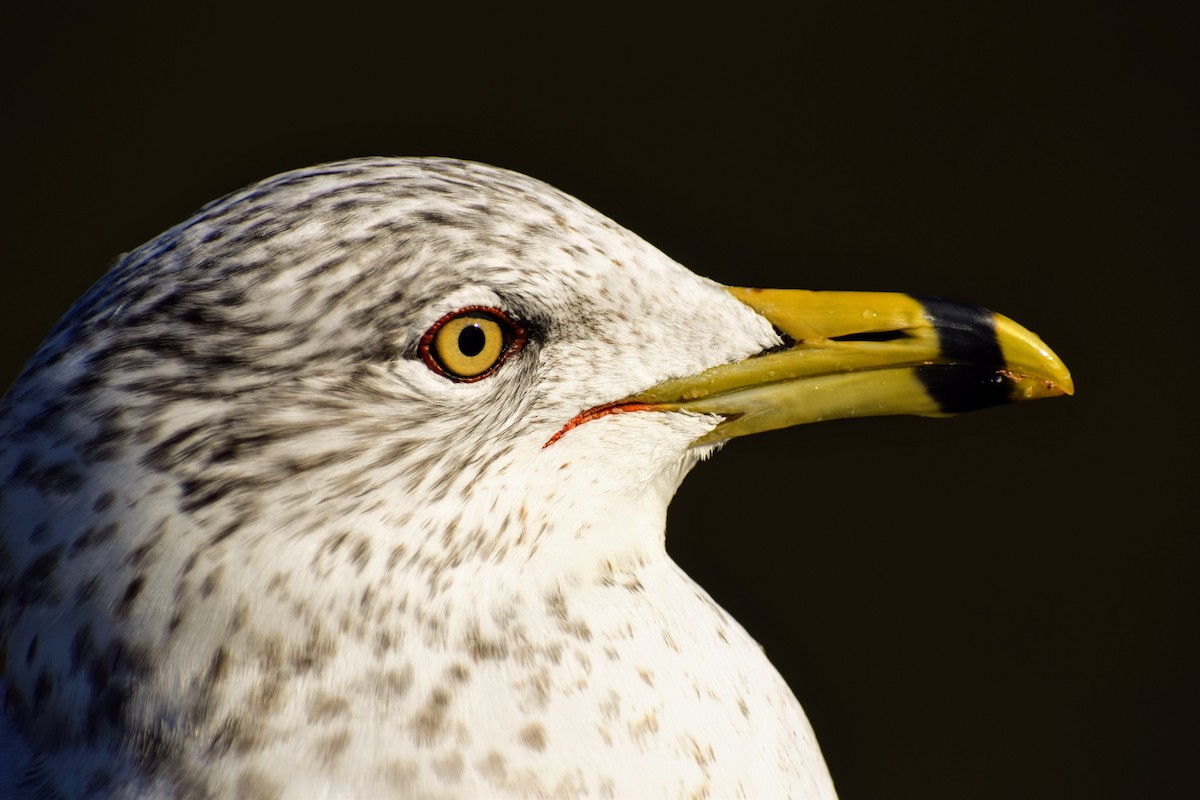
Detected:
[630,287,1074,443]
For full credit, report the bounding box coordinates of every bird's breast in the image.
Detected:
[183,555,838,799]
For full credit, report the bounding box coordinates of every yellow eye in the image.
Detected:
[419,307,526,381]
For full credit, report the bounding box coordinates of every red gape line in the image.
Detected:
[543,401,659,448]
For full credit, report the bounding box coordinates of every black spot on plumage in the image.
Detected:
[206,646,230,689]
[142,422,207,472]
[91,490,117,513]
[205,515,250,549]
[116,575,145,618]
[83,424,129,464]
[72,522,119,552]
[70,624,97,675]
[200,566,222,598]
[33,667,53,710]
[27,523,47,545]
[11,456,84,495]
[89,677,128,737]
[179,477,241,513]
[19,400,70,436]
[63,367,108,399]
[207,431,283,465]
[16,546,64,605]
[176,301,216,327]
[74,576,100,606]
[126,534,162,569]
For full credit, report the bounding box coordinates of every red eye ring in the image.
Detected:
[418,305,528,382]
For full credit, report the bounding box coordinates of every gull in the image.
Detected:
[0,157,1073,799]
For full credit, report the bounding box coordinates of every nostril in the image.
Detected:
[830,330,910,342]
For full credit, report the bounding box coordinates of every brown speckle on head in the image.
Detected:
[599,690,620,723]
[563,619,592,642]
[306,690,350,723]
[362,664,414,702]
[520,667,552,711]
[544,588,568,621]
[408,687,452,746]
[250,675,285,714]
[686,734,715,767]
[476,750,507,784]
[206,646,230,689]
[199,564,223,598]
[380,759,421,790]
[229,597,250,633]
[265,571,289,595]
[350,538,372,573]
[209,715,267,756]
[290,622,336,676]
[517,721,548,752]
[385,543,407,571]
[180,550,200,577]
[323,531,348,554]
[629,709,660,744]
[465,626,509,662]
[372,630,395,656]
[235,769,283,800]
[544,588,592,641]
[315,728,352,767]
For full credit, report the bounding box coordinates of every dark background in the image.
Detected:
[2,3,1195,798]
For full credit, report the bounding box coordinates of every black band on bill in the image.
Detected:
[909,295,1013,412]
[911,294,1005,368]
[915,364,1014,413]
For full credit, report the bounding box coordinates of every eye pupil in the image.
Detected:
[458,324,486,357]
